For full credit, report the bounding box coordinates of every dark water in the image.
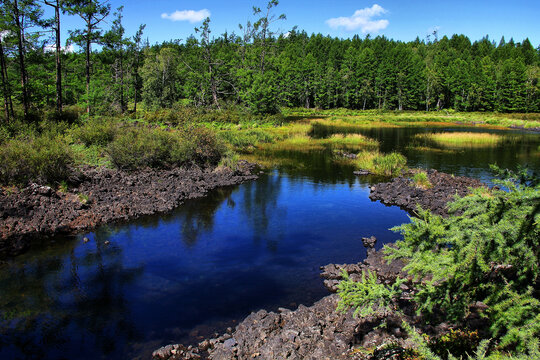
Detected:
[1,127,539,359]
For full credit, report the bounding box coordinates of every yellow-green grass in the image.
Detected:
[260,133,378,152]
[415,132,503,148]
[411,170,432,189]
[354,150,407,177]
[283,108,540,130]
[406,145,459,154]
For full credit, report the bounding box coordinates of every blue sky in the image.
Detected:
[46,0,540,48]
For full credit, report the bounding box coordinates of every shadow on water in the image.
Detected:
[1,126,538,359]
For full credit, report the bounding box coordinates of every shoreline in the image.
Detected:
[152,170,485,360]
[0,161,258,259]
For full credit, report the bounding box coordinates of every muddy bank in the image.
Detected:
[0,161,257,258]
[369,169,484,216]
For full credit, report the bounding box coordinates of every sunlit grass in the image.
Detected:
[260,133,378,152]
[283,108,540,130]
[415,132,503,148]
[406,145,459,154]
[354,150,407,176]
[411,170,432,189]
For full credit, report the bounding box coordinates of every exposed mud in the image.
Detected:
[369,169,484,216]
[0,161,258,259]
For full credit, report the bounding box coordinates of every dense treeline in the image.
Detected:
[0,0,539,121]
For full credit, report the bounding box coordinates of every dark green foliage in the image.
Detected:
[337,269,405,318]
[430,329,480,359]
[1,1,539,117]
[387,170,540,355]
[0,135,74,185]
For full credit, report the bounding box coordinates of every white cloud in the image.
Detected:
[326,4,389,33]
[161,9,210,23]
[44,44,75,53]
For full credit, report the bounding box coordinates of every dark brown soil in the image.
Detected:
[0,161,258,259]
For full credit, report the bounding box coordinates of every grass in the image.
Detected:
[260,133,378,152]
[354,151,407,176]
[284,108,540,130]
[415,132,503,148]
[411,171,432,189]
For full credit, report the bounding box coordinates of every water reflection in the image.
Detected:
[0,234,144,359]
[1,126,538,359]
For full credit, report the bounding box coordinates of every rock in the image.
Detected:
[369,169,484,217]
[354,170,370,176]
[83,237,90,243]
[1,163,259,259]
[361,236,377,249]
[152,345,174,359]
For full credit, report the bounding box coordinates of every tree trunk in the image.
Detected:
[54,0,62,112]
[13,0,30,118]
[0,41,14,121]
[120,55,125,113]
[85,21,91,114]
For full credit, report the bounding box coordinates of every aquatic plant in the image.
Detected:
[355,151,407,176]
[415,132,503,148]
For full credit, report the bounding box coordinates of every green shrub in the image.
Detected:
[337,269,405,318]
[70,117,119,146]
[387,169,540,355]
[107,126,225,170]
[188,126,227,165]
[0,135,74,185]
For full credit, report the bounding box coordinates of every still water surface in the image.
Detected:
[1,127,538,359]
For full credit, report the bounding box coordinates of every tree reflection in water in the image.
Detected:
[0,229,144,359]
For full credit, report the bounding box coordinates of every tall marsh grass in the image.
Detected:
[355,151,407,176]
[415,132,503,148]
[261,133,378,152]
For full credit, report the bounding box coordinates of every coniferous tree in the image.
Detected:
[65,0,110,114]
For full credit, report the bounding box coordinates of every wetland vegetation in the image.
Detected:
[0,0,539,359]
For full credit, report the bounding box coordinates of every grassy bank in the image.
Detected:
[284,108,540,130]
[2,107,538,188]
[0,116,228,187]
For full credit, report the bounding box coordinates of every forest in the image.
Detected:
[0,0,539,122]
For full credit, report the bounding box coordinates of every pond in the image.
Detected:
[1,127,539,359]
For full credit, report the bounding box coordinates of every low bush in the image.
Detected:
[107,126,225,170]
[70,117,119,146]
[218,129,279,148]
[0,135,74,185]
